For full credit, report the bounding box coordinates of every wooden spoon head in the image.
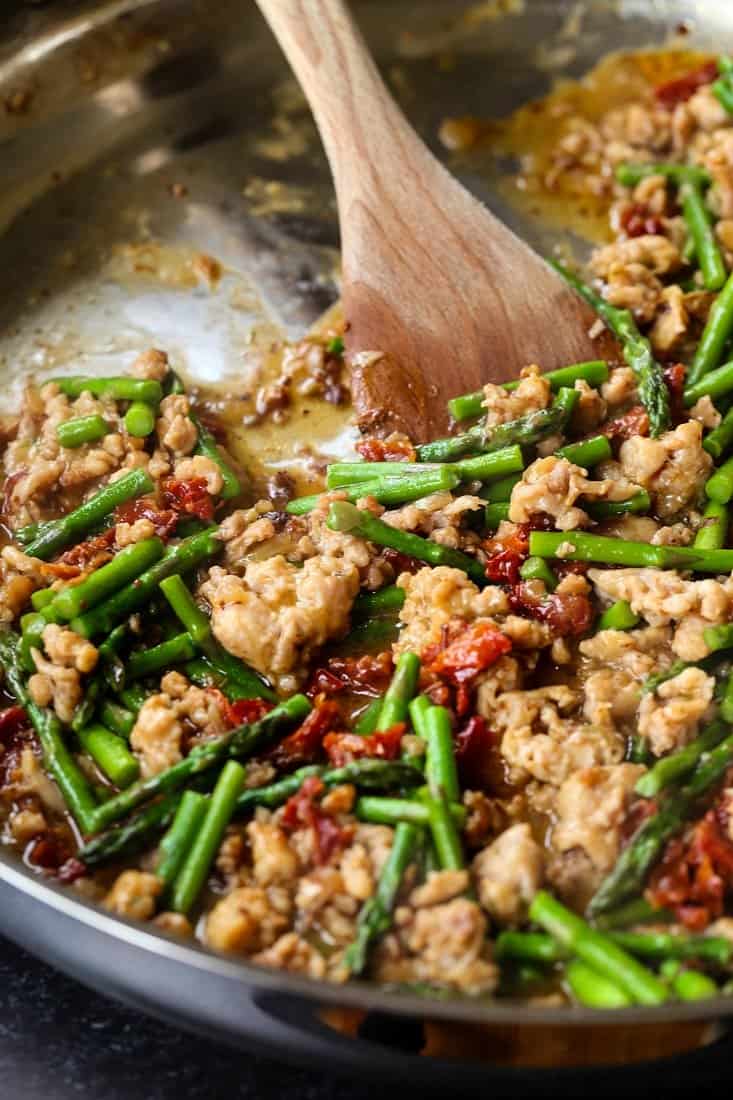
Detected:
[343,153,617,442]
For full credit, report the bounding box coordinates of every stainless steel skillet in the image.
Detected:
[1,0,733,1088]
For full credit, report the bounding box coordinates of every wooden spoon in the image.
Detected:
[254,0,614,441]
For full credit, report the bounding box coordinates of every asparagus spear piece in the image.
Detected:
[704,623,733,652]
[426,789,465,870]
[127,632,197,680]
[376,653,420,731]
[660,960,719,1000]
[694,500,729,550]
[23,468,153,560]
[585,490,651,520]
[684,360,733,408]
[88,694,311,832]
[615,163,711,188]
[594,897,673,930]
[688,269,733,386]
[356,796,466,828]
[704,406,733,459]
[0,630,97,832]
[485,502,510,530]
[550,260,670,437]
[76,723,139,788]
[611,931,732,965]
[287,467,459,515]
[705,455,733,504]
[529,529,733,572]
[326,446,524,487]
[529,891,668,1004]
[408,694,431,739]
[49,538,165,620]
[327,502,486,584]
[79,759,422,866]
[519,556,557,590]
[119,684,148,712]
[155,789,208,889]
[190,412,241,501]
[124,402,156,438]
[494,930,567,964]
[79,791,184,866]
[51,376,163,403]
[344,821,420,976]
[713,78,733,115]
[99,698,135,739]
[481,473,521,503]
[423,706,460,802]
[353,697,384,735]
[422,704,465,870]
[496,928,732,966]
[57,414,110,449]
[681,182,727,291]
[589,730,733,915]
[351,585,405,620]
[71,527,221,638]
[170,760,245,913]
[597,600,639,632]
[416,388,578,463]
[556,435,613,468]
[447,361,609,422]
[635,719,728,798]
[565,959,632,1008]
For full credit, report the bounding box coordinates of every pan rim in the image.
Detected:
[1,845,732,1029]
[2,0,733,1038]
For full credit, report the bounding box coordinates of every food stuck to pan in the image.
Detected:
[6,50,733,1013]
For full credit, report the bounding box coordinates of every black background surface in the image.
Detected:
[0,935,377,1100]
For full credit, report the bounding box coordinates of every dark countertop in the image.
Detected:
[0,935,374,1100]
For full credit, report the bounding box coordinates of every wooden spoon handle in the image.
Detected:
[253,0,415,202]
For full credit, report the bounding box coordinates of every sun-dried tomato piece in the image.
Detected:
[59,527,116,569]
[57,857,87,884]
[509,581,594,637]
[281,775,351,865]
[484,522,531,584]
[664,363,688,421]
[0,705,29,740]
[307,668,347,698]
[323,723,405,767]
[223,697,273,728]
[620,202,666,239]
[268,701,342,768]
[356,437,416,462]
[27,832,73,871]
[454,714,497,790]
[307,652,394,701]
[162,477,214,521]
[601,405,650,441]
[655,60,719,108]
[380,546,423,576]
[425,621,513,686]
[114,496,179,539]
[647,810,733,930]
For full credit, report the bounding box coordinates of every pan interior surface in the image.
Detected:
[2,0,733,1040]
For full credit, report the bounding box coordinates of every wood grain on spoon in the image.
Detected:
[254,0,616,440]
